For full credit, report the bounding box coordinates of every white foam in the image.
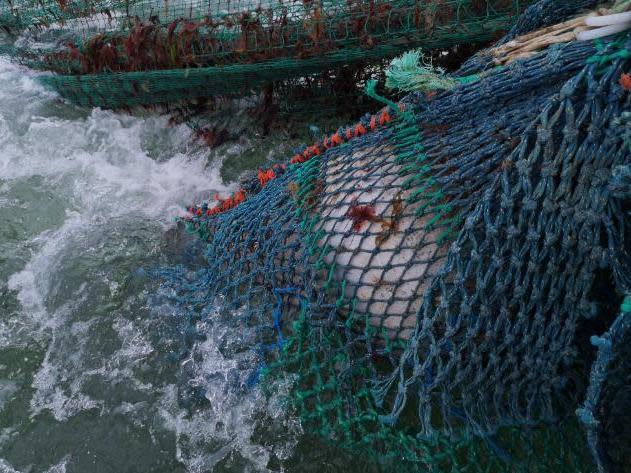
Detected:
[1,52,227,328]
[0,52,299,470]
[27,309,159,421]
[155,314,300,472]
[0,459,20,473]
[0,456,70,473]
[0,54,225,423]
[29,317,104,421]
[0,380,18,411]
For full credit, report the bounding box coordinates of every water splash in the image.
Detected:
[0,55,299,472]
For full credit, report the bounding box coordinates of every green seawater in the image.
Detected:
[0,58,376,473]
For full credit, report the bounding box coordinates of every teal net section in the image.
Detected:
[0,0,534,108]
[155,0,630,470]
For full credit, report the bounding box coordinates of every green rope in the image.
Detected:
[364,79,401,112]
[611,0,631,13]
[384,49,481,94]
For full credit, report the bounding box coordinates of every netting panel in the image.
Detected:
[156,3,630,470]
[1,0,536,107]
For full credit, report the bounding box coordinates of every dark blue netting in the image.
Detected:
[503,0,600,41]
[578,296,631,473]
[157,3,631,470]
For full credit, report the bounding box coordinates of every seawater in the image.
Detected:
[0,58,374,473]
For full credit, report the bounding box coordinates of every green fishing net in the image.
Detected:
[0,0,534,107]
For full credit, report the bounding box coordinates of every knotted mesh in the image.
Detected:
[159,1,630,470]
[0,0,534,107]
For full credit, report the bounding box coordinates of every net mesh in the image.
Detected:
[158,1,630,471]
[0,0,534,107]
[578,293,631,473]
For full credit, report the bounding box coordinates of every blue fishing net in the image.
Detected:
[158,1,631,470]
[578,294,631,473]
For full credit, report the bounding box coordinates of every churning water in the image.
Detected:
[0,57,371,473]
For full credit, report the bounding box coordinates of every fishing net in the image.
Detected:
[158,0,631,470]
[578,294,631,473]
[0,0,534,108]
[167,61,393,148]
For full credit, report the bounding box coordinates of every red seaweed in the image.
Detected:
[346,201,377,231]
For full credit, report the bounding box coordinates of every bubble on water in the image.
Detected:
[26,306,163,422]
[112,318,154,363]
[0,456,71,473]
[0,459,21,473]
[153,307,302,473]
[0,380,18,411]
[30,318,104,422]
[44,457,71,473]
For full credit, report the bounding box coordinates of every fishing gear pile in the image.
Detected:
[155,0,631,471]
[0,0,533,108]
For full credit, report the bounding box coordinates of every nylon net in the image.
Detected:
[578,295,631,473]
[158,0,631,470]
[0,0,534,107]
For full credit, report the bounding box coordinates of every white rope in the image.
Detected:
[577,20,631,40]
[490,3,631,64]
[578,11,631,41]
[584,11,631,26]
